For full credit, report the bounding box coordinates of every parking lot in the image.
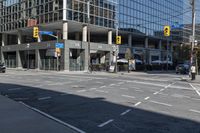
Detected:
[0,70,200,133]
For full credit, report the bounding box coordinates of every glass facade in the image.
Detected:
[66,0,117,28]
[0,0,117,32]
[118,0,184,41]
[0,0,63,32]
[0,0,189,43]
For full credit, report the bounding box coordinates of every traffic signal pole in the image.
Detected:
[115,23,119,73]
[190,0,196,74]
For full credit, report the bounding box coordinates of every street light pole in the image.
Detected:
[115,22,119,73]
[190,0,196,68]
[87,0,91,72]
[27,44,30,70]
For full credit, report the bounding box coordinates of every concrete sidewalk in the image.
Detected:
[0,95,82,133]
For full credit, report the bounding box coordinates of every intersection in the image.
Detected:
[0,70,200,133]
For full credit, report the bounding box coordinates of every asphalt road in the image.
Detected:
[0,70,200,133]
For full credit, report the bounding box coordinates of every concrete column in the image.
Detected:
[63,21,68,40]
[63,41,70,71]
[16,50,22,69]
[159,40,162,61]
[63,0,67,21]
[1,50,4,63]
[170,43,173,52]
[108,30,112,45]
[2,34,7,46]
[82,25,87,42]
[35,49,41,70]
[145,37,148,48]
[17,31,22,44]
[145,37,149,64]
[75,32,80,41]
[84,42,89,71]
[128,34,132,47]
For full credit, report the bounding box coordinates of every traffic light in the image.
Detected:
[56,48,61,56]
[116,36,121,45]
[33,27,39,38]
[164,26,170,37]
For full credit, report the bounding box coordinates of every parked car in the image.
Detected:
[176,64,189,74]
[0,63,6,73]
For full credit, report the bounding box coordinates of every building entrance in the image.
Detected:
[69,49,85,71]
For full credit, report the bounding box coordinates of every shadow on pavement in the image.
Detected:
[0,83,199,133]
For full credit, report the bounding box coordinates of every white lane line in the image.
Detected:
[60,93,68,96]
[134,102,142,107]
[13,97,29,100]
[160,89,165,92]
[190,97,200,101]
[89,88,97,90]
[153,92,159,95]
[144,97,150,100]
[189,83,200,96]
[119,88,128,90]
[95,90,108,93]
[109,84,115,86]
[8,88,22,91]
[118,82,124,85]
[98,119,114,128]
[132,87,141,90]
[77,89,86,93]
[19,102,86,133]
[38,96,51,101]
[96,82,103,84]
[189,109,200,114]
[100,86,106,88]
[135,89,144,92]
[149,100,172,107]
[165,82,176,88]
[120,109,132,116]
[122,95,135,99]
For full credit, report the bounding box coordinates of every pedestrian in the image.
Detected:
[191,65,196,80]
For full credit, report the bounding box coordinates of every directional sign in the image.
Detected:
[164,26,170,37]
[39,31,54,35]
[55,43,64,49]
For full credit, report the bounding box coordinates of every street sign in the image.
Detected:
[164,26,170,37]
[39,31,54,35]
[55,43,64,48]
[171,22,184,29]
[171,24,184,29]
[116,36,121,45]
[33,27,39,38]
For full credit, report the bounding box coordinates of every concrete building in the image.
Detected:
[0,0,184,71]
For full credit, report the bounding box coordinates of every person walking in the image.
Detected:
[191,65,196,80]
